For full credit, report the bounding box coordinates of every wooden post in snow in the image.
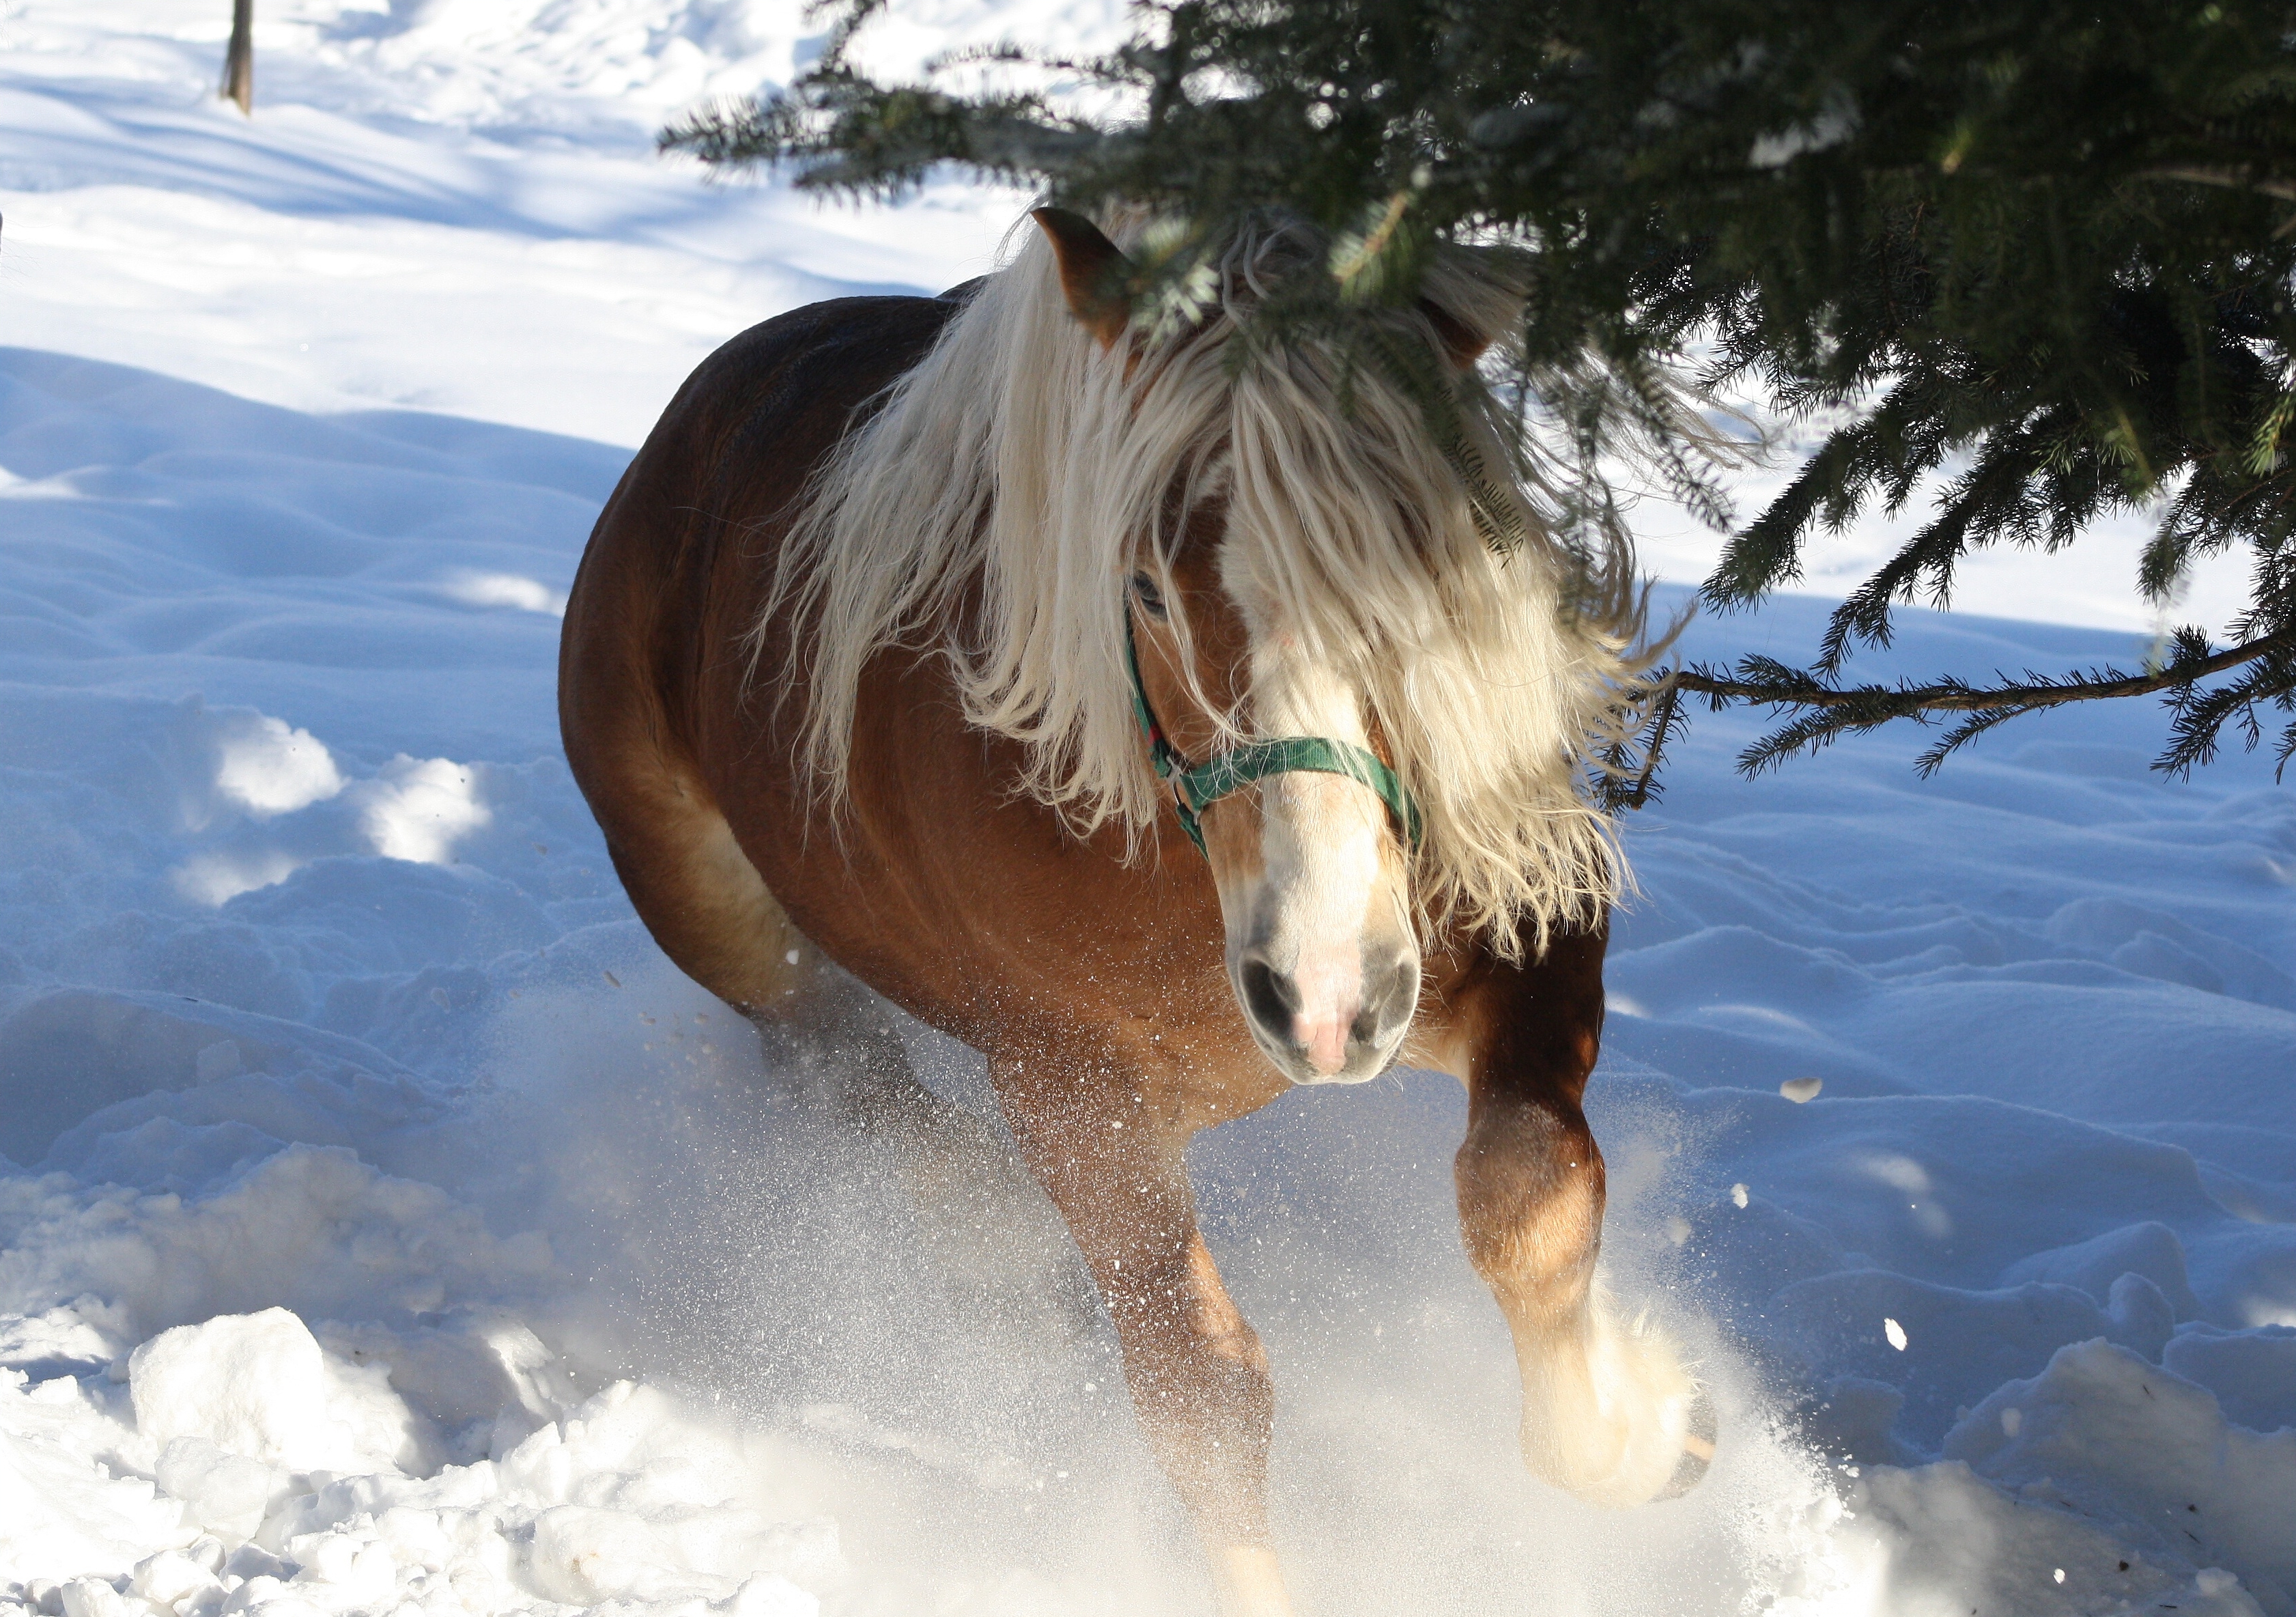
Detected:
[222,0,254,115]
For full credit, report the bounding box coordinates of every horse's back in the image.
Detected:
[568,292,961,651]
[558,292,961,1010]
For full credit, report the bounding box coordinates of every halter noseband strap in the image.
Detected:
[1123,607,1425,858]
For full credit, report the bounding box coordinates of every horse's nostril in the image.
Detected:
[1238,956,1297,1043]
[1361,953,1419,1042]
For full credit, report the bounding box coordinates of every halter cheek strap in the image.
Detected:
[1124,608,1424,858]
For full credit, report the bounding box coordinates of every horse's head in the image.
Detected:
[1014,206,1648,1087]
[1125,528,1421,1083]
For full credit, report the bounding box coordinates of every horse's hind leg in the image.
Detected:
[688,884,1099,1356]
[562,736,1090,1346]
[1443,923,1715,1507]
[748,950,1093,1325]
[552,688,912,1103]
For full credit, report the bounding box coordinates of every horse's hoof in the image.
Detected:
[1652,1386,1718,1501]
[1519,1304,1710,1508]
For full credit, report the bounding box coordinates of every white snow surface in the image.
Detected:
[1,5,2293,1616]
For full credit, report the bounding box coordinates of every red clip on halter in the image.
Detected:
[1123,606,1424,858]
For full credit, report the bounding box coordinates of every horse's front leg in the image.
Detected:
[1439,923,1713,1508]
[991,1055,1294,1617]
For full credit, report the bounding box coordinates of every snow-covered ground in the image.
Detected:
[1,5,2292,1616]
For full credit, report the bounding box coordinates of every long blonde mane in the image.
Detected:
[759,211,1658,955]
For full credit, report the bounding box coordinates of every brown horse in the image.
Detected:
[560,208,1711,1615]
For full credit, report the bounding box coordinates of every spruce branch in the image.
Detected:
[1672,627,2296,778]
[2138,166,2296,205]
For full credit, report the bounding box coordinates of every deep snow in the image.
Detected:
[1,5,2293,1616]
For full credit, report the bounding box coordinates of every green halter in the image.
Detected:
[1123,607,1424,858]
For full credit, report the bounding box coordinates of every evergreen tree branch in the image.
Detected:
[2138,166,2296,204]
[1673,627,2296,778]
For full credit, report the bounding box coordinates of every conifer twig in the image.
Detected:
[1671,630,2296,778]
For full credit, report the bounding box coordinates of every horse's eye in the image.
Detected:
[1131,572,1169,621]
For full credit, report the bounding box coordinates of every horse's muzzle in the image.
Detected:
[1236,944,1418,1084]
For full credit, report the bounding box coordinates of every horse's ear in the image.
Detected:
[1420,298,1492,371]
[1032,207,1134,348]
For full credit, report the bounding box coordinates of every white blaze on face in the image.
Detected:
[1240,635,1405,1077]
